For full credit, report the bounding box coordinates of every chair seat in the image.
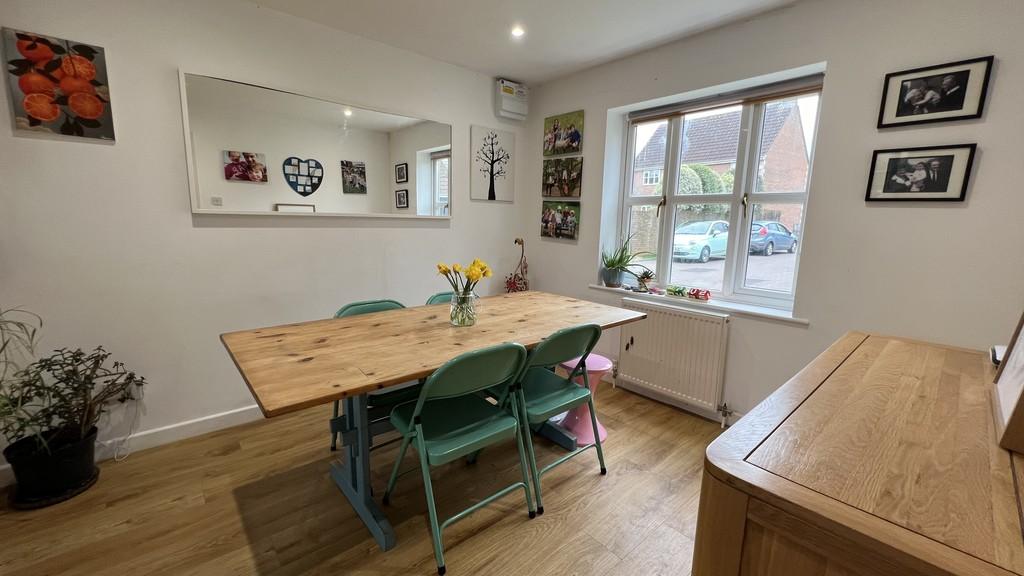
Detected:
[368,381,423,408]
[391,395,518,466]
[520,367,591,424]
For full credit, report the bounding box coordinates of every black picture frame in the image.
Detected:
[395,189,409,209]
[877,56,994,129]
[395,163,408,183]
[865,143,976,202]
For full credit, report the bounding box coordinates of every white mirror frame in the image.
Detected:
[177,70,453,220]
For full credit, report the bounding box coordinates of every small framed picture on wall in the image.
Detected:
[877,56,993,128]
[865,144,976,202]
[395,189,409,209]
[395,163,408,183]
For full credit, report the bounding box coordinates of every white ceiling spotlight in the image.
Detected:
[343,108,353,117]
[510,25,525,40]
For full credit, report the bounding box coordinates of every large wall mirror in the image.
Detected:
[180,73,451,218]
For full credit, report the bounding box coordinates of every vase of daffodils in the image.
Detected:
[437,259,492,327]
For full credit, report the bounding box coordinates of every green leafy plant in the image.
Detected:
[636,269,656,292]
[683,163,725,195]
[601,234,655,284]
[0,307,146,452]
[678,165,702,196]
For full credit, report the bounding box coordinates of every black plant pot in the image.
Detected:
[3,426,99,509]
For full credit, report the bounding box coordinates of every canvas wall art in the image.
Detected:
[3,28,114,140]
[543,110,583,156]
[223,150,267,183]
[471,125,514,202]
[541,201,580,240]
[341,160,367,194]
[282,157,323,197]
[542,157,583,198]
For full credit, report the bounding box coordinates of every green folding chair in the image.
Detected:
[330,299,422,451]
[513,324,605,515]
[383,342,535,575]
[425,291,454,305]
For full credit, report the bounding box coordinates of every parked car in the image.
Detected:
[673,220,729,263]
[749,221,798,256]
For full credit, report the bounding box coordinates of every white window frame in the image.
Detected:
[618,85,821,310]
[430,151,450,216]
[642,170,661,185]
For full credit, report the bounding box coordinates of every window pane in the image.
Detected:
[755,94,819,194]
[627,205,660,279]
[433,157,449,215]
[631,120,667,197]
[669,204,731,292]
[743,203,803,293]
[677,105,742,196]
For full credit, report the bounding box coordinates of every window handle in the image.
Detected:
[741,194,749,218]
[656,195,667,218]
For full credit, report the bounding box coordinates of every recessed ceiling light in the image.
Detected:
[510,25,525,39]
[343,109,353,117]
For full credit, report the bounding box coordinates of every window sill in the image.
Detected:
[587,284,809,326]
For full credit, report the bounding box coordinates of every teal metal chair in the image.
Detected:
[330,299,422,451]
[383,342,535,575]
[425,291,454,305]
[513,324,605,515]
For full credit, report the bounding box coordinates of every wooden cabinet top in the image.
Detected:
[706,332,1024,575]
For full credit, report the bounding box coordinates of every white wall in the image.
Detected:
[0,0,526,465]
[523,0,1024,415]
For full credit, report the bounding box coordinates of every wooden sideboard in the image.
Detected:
[693,331,1024,576]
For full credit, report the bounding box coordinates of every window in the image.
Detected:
[431,151,450,216]
[620,81,820,308]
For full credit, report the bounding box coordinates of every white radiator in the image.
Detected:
[617,298,729,421]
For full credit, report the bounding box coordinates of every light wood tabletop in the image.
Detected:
[695,332,1024,576]
[222,291,646,418]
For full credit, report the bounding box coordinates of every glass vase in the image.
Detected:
[450,292,478,327]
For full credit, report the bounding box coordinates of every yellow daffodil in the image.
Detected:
[466,266,483,283]
[437,263,450,275]
[453,263,462,273]
[483,267,493,278]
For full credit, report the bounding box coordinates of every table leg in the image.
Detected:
[329,394,396,551]
[536,420,578,451]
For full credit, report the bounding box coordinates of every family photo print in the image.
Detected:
[878,56,993,128]
[866,144,976,201]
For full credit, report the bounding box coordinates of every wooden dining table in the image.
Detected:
[221,290,646,551]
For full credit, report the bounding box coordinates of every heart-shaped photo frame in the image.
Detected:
[282,157,324,197]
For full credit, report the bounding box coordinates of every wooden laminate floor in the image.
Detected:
[0,386,720,576]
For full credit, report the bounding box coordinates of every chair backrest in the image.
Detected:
[409,342,528,419]
[334,299,405,318]
[525,324,602,377]
[425,291,454,306]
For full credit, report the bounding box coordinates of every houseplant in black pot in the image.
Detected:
[0,309,146,509]
[600,234,654,288]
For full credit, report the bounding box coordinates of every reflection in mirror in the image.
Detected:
[182,73,451,217]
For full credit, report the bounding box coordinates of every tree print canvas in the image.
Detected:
[3,28,114,141]
[471,125,514,202]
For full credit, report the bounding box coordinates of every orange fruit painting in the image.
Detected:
[23,93,60,122]
[4,28,114,140]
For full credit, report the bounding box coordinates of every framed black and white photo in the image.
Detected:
[866,144,976,202]
[877,56,993,128]
[395,189,409,209]
[395,163,408,183]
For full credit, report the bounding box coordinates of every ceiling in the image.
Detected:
[248,0,796,85]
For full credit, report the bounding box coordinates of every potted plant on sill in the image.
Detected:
[600,234,654,288]
[0,308,147,509]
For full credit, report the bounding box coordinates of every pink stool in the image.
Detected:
[557,354,613,444]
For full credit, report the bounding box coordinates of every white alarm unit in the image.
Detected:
[495,78,528,121]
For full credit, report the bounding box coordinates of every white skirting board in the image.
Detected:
[0,404,263,488]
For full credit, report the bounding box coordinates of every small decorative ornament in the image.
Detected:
[505,238,529,293]
[437,259,493,327]
[282,157,323,197]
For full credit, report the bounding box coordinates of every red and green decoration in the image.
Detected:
[3,28,114,140]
